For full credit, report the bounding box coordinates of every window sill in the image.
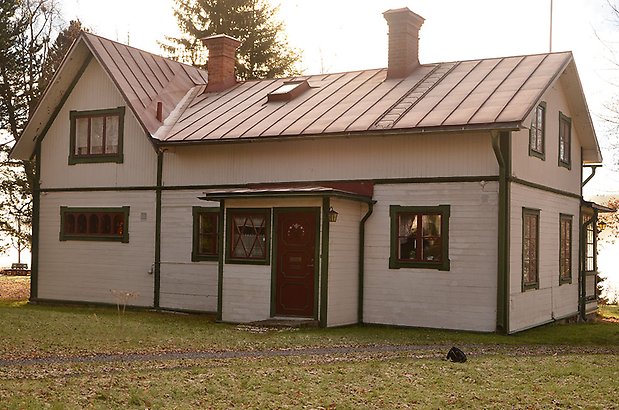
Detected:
[389,258,450,271]
[68,154,124,165]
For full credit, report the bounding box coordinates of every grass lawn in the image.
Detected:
[0,289,617,408]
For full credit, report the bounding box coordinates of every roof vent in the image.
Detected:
[383,8,425,79]
[267,80,310,102]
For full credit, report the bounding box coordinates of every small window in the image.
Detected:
[267,80,310,102]
[192,207,219,261]
[389,205,450,271]
[69,107,125,164]
[60,207,129,242]
[583,215,595,272]
[559,214,572,285]
[529,102,545,159]
[558,112,571,169]
[226,208,270,265]
[522,208,540,291]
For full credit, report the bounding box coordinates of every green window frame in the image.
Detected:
[529,102,546,159]
[559,214,572,285]
[522,208,540,291]
[60,206,130,242]
[192,207,219,261]
[69,106,125,165]
[558,112,571,169]
[389,205,450,271]
[225,208,271,265]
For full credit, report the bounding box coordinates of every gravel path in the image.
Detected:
[1,344,616,367]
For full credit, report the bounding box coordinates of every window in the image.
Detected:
[69,107,125,164]
[559,214,572,284]
[267,80,310,102]
[389,205,450,271]
[529,102,545,159]
[583,215,595,272]
[60,207,129,242]
[226,209,270,264]
[558,112,571,169]
[192,207,219,261]
[522,208,540,291]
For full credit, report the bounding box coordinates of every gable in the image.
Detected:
[38,59,157,189]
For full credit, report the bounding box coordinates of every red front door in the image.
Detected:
[274,209,318,317]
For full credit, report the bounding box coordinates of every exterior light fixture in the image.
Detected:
[328,207,338,223]
[597,219,607,232]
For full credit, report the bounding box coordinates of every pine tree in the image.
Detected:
[162,0,301,80]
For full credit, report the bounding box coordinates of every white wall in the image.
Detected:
[509,183,580,332]
[363,182,499,332]
[221,198,323,323]
[159,190,219,312]
[163,132,498,186]
[327,198,365,327]
[40,60,157,189]
[38,191,156,306]
[511,81,582,195]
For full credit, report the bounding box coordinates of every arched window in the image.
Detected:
[60,207,129,242]
[89,214,99,234]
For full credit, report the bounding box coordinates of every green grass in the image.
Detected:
[0,302,617,408]
[1,301,618,360]
[1,353,617,409]
[599,304,619,319]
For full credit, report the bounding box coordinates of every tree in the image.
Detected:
[39,19,86,92]
[0,0,68,262]
[162,0,301,80]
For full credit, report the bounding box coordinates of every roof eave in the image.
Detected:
[157,122,522,146]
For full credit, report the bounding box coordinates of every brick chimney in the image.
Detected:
[383,8,425,79]
[201,34,242,92]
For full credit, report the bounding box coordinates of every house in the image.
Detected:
[11,7,605,333]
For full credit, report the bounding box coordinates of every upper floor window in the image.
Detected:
[522,208,539,291]
[529,102,545,159]
[226,208,270,265]
[389,205,450,271]
[60,206,129,242]
[559,214,572,285]
[69,107,125,165]
[192,207,219,261]
[558,112,571,169]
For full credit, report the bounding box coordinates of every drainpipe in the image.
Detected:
[358,201,375,324]
[491,131,510,334]
[581,164,600,188]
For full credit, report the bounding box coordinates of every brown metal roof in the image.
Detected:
[82,32,208,136]
[199,185,374,203]
[11,32,602,164]
[158,52,571,143]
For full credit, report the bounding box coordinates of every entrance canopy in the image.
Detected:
[198,183,374,203]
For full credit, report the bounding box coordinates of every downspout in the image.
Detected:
[153,149,163,308]
[582,164,600,188]
[29,142,42,302]
[491,131,510,334]
[357,201,375,324]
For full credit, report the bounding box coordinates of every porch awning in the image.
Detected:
[582,200,615,213]
[198,183,374,203]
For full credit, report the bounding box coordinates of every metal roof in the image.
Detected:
[160,52,571,143]
[82,32,209,136]
[11,31,603,164]
[199,185,374,203]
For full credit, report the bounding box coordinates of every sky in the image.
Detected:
[2,0,619,267]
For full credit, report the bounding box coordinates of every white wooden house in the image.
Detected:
[11,8,605,333]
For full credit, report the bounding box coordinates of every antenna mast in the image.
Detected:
[549,0,553,52]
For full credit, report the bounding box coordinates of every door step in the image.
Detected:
[248,318,319,328]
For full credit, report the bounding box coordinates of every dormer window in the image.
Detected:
[267,80,310,102]
[69,107,125,164]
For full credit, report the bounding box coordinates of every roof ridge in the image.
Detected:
[81,31,208,77]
